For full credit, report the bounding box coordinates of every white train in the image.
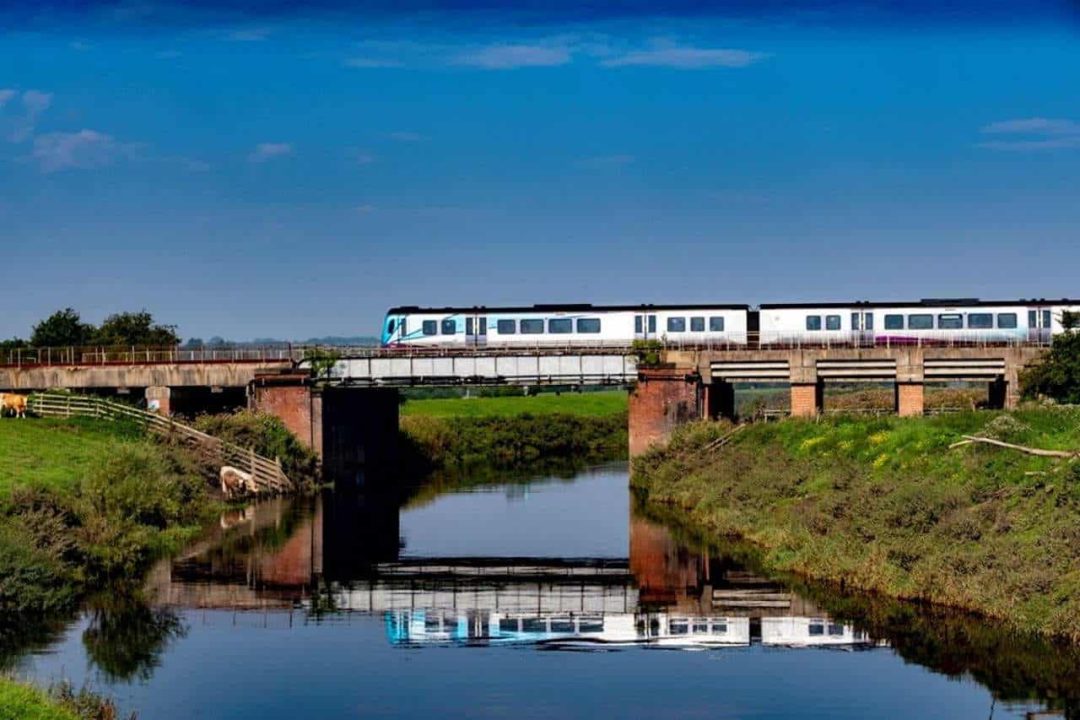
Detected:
[381,299,1080,349]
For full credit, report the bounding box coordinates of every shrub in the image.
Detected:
[193,411,319,486]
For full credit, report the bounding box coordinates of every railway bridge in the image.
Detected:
[0,341,1047,465]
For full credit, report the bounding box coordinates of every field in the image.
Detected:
[632,408,1080,640]
[401,390,627,418]
[0,417,139,495]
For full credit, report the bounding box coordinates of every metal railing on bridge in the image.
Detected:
[1,345,302,368]
[27,392,292,494]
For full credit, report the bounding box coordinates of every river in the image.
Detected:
[5,463,1079,718]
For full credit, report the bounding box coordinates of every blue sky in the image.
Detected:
[2,1,1079,340]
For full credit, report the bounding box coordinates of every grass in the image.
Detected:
[0,418,140,495]
[0,678,76,720]
[401,390,627,418]
[632,407,1080,641]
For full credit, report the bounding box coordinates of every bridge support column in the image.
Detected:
[895,382,925,417]
[145,386,171,415]
[705,381,736,421]
[250,372,321,453]
[629,367,700,457]
[790,382,823,418]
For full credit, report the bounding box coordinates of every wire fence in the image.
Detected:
[26,392,292,495]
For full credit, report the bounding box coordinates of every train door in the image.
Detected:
[1028,306,1052,344]
[851,311,874,347]
[465,314,488,347]
[634,313,658,341]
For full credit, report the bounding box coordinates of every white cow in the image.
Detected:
[219,465,256,498]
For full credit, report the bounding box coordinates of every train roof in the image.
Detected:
[759,298,1080,310]
[386,303,751,315]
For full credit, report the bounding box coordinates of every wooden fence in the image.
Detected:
[27,393,292,495]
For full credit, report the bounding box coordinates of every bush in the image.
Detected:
[192,411,319,486]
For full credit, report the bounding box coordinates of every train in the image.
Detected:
[380,298,1080,348]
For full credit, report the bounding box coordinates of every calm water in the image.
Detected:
[6,464,1079,719]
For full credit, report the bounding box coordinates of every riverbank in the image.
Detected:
[631,409,1080,641]
[399,391,628,472]
[0,417,217,615]
[0,678,125,720]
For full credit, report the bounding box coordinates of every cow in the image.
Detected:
[0,393,28,419]
[220,465,256,498]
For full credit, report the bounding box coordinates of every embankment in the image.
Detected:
[631,409,1080,640]
[399,392,628,473]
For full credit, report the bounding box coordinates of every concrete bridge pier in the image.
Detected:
[145,385,171,415]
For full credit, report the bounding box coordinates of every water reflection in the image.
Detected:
[8,465,1080,718]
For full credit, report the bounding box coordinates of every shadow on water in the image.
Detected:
[4,463,1079,716]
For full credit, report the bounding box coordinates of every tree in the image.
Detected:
[1021,311,1080,404]
[91,311,180,347]
[182,337,205,350]
[30,308,93,347]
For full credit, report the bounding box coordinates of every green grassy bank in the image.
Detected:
[0,677,129,720]
[632,409,1080,641]
[400,391,628,472]
[0,417,215,615]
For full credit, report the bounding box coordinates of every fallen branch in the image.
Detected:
[951,435,1077,459]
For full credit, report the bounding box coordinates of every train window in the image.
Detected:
[908,314,933,330]
[692,621,709,634]
[709,316,725,332]
[1028,310,1037,327]
[828,624,845,636]
[1043,310,1052,328]
[690,317,705,332]
[826,315,841,331]
[968,313,993,329]
[865,313,874,330]
[478,317,487,336]
[669,621,689,636]
[809,622,825,636]
[634,316,643,334]
[422,320,437,336]
[884,314,903,330]
[851,313,859,330]
[579,618,604,633]
[938,314,963,330]
[806,315,822,331]
[465,318,474,335]
[521,319,544,334]
[648,315,657,333]
[667,317,686,332]
[577,318,601,333]
[548,318,573,334]
[387,319,396,334]
[441,319,456,335]
[497,319,516,334]
[997,313,1018,329]
[499,619,519,633]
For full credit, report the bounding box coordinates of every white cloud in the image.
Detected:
[452,44,572,69]
[603,46,765,69]
[981,118,1080,135]
[31,129,120,172]
[978,117,1080,151]
[248,142,293,163]
[228,27,272,42]
[388,131,428,142]
[577,154,635,168]
[6,90,54,143]
[343,57,404,69]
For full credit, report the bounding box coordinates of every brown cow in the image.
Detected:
[0,393,28,419]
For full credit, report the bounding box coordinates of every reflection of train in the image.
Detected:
[381,299,1080,348]
[384,610,875,650]
[761,617,876,648]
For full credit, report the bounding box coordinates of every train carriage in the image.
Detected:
[381,304,751,348]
